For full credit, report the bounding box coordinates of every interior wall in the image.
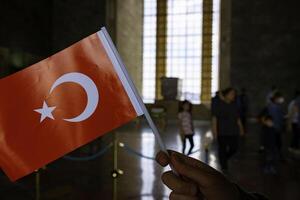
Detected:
[0,1,52,56]
[231,0,300,115]
[115,0,143,93]
[52,0,107,53]
[0,0,142,98]
[0,1,52,77]
[219,0,231,90]
[0,0,107,77]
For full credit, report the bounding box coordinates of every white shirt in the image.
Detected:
[178,111,194,135]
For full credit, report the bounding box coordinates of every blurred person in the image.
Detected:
[178,100,195,155]
[297,93,300,121]
[287,91,300,150]
[257,106,269,152]
[267,92,285,152]
[156,151,268,200]
[261,115,279,174]
[266,85,278,105]
[237,88,249,132]
[212,87,244,171]
[211,91,221,115]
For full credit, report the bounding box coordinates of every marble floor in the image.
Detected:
[0,119,299,200]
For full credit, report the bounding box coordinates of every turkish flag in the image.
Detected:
[0,29,143,181]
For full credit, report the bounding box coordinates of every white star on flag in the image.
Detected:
[34,101,56,122]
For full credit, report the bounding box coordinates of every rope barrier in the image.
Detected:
[63,143,113,161]
[120,143,210,159]
[119,143,156,160]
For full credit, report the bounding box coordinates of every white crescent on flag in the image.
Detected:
[34,72,99,123]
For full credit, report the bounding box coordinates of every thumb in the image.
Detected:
[169,152,213,187]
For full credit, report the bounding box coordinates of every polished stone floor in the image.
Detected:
[0,119,299,200]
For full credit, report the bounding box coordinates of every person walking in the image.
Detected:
[178,100,195,155]
[267,92,285,153]
[212,87,244,171]
[261,115,279,174]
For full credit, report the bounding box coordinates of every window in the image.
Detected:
[166,0,202,104]
[142,0,220,103]
[142,0,157,103]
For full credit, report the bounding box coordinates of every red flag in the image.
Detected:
[0,28,143,181]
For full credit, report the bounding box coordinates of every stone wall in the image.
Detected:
[219,0,231,89]
[0,1,52,56]
[51,0,107,53]
[0,0,107,72]
[0,0,143,93]
[231,0,300,115]
[115,0,143,93]
[0,1,52,77]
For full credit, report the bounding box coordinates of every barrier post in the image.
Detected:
[112,132,123,200]
[113,132,118,200]
[35,170,40,200]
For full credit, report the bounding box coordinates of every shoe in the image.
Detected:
[187,150,193,155]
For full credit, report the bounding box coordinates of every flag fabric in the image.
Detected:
[0,28,143,181]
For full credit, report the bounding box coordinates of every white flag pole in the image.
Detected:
[98,27,167,153]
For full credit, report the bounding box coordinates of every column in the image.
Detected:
[201,0,213,103]
[155,0,167,100]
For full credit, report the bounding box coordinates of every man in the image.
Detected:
[212,88,244,171]
[267,92,285,152]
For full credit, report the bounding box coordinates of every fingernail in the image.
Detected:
[167,149,173,156]
[155,153,160,161]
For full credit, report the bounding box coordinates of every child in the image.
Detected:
[178,100,195,155]
[262,115,278,174]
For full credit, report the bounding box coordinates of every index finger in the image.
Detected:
[169,151,222,187]
[169,150,219,174]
